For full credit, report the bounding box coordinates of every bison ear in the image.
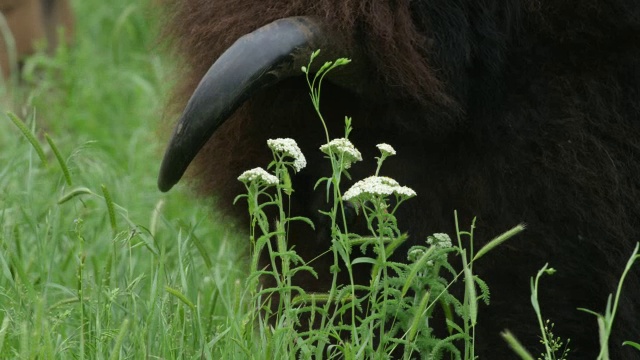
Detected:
[158,16,366,192]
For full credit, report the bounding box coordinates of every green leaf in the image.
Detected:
[287,216,315,230]
[45,133,72,185]
[623,341,640,351]
[501,330,535,360]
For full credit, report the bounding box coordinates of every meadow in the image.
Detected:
[0,0,247,358]
[1,1,638,359]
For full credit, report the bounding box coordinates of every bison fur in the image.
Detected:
[158,0,640,358]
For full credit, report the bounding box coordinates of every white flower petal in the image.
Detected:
[342,176,416,201]
[320,138,362,169]
[238,167,279,186]
[376,143,396,156]
[267,138,307,171]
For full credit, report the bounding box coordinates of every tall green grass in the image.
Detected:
[1,1,638,359]
[0,0,246,358]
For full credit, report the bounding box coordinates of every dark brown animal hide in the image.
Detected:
[0,0,75,79]
[159,0,640,358]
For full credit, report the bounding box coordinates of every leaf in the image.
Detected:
[462,252,477,326]
[287,216,315,230]
[401,246,436,297]
[501,330,535,360]
[351,257,377,266]
[45,133,72,185]
[623,341,640,351]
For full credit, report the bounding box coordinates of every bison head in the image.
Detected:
[158,1,640,358]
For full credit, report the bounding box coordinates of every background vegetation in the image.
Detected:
[0,0,246,358]
[1,1,637,359]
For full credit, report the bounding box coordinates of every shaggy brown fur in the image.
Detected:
[161,0,640,358]
[0,0,75,79]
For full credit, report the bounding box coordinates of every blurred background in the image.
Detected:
[0,1,245,357]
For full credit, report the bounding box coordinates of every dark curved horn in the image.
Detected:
[158,16,363,192]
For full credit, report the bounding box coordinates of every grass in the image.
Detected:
[0,0,247,358]
[1,1,638,359]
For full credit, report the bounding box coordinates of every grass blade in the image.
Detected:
[502,330,535,360]
[109,318,130,360]
[473,224,526,261]
[165,286,196,310]
[58,187,94,204]
[45,133,72,185]
[101,184,117,235]
[6,112,48,166]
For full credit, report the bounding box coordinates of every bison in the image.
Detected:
[158,0,640,358]
[0,0,75,79]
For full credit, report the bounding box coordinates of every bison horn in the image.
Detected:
[158,16,363,192]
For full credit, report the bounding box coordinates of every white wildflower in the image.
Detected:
[396,186,417,198]
[376,143,396,156]
[237,167,279,186]
[267,138,307,172]
[342,176,417,201]
[320,138,362,169]
[427,233,453,249]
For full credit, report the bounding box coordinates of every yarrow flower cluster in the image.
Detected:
[320,138,363,169]
[237,167,279,186]
[342,176,417,202]
[267,138,307,172]
[376,143,396,156]
[427,233,453,249]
